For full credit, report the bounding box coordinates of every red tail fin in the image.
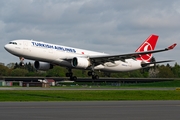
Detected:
[136,34,158,62]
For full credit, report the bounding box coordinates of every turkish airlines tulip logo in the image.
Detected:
[138,42,153,61]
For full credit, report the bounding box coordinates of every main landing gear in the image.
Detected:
[66,68,77,80]
[66,69,99,80]
[88,71,99,80]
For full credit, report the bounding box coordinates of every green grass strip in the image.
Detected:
[0,90,180,101]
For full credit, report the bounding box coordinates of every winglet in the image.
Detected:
[168,43,177,50]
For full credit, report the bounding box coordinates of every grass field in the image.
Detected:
[0,90,180,101]
[0,80,180,101]
[123,80,180,87]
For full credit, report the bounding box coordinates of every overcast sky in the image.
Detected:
[0,0,179,65]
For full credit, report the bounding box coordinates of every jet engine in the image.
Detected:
[71,57,90,69]
[34,61,53,70]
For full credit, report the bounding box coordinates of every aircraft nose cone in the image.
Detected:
[4,44,9,51]
[4,44,12,52]
[4,44,8,50]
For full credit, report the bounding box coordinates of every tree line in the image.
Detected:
[0,62,180,78]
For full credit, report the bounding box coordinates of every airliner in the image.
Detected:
[4,34,177,80]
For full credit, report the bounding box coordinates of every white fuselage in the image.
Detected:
[4,40,142,72]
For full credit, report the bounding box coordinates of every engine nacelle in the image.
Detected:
[71,57,90,69]
[34,61,53,70]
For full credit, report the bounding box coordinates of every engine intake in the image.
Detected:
[71,57,90,69]
[34,61,53,70]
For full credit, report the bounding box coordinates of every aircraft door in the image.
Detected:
[23,41,31,52]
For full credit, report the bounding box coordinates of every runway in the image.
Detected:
[0,101,180,120]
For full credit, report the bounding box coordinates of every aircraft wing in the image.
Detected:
[89,43,177,65]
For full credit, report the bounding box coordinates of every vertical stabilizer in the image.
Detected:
[136,34,158,62]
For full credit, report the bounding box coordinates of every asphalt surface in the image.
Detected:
[0,101,180,120]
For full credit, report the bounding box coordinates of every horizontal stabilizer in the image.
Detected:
[167,43,177,50]
[141,60,174,67]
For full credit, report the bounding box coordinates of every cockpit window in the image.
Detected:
[9,42,17,45]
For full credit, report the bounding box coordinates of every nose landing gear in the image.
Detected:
[19,57,25,66]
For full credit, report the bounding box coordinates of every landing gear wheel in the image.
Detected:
[73,76,77,80]
[19,57,25,66]
[66,72,73,77]
[88,71,92,76]
[92,75,99,80]
[19,62,24,66]
[66,68,77,80]
[70,76,77,81]
[66,73,69,77]
[95,75,99,79]
[88,71,95,76]
[88,71,99,79]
